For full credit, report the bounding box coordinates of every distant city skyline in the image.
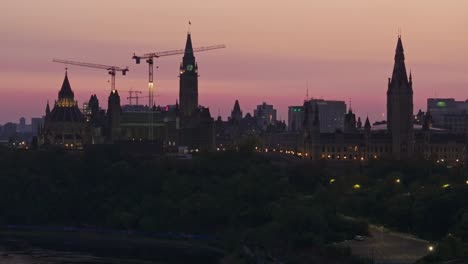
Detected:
[1,0,467,124]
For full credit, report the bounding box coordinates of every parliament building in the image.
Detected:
[262,36,467,162]
[41,32,215,152]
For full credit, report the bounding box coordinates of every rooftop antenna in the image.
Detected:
[305,81,309,101]
[188,20,192,34]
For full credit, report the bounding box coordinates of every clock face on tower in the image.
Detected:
[186,64,194,71]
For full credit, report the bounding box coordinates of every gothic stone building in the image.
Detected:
[41,32,215,152]
[104,32,215,151]
[264,36,467,163]
[41,71,88,149]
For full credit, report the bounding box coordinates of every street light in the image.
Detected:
[428,245,434,252]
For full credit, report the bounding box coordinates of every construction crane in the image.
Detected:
[125,90,143,105]
[126,94,161,106]
[132,44,225,107]
[52,59,129,91]
[127,94,159,104]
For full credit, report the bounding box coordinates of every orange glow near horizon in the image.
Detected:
[1,0,467,124]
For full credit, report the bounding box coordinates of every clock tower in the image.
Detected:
[179,32,198,116]
[387,36,414,159]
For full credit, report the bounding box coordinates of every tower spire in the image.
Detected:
[364,116,371,129]
[184,30,194,56]
[391,35,408,83]
[46,100,50,116]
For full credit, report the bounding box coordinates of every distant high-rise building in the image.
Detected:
[254,102,277,129]
[1,123,17,139]
[31,117,44,136]
[288,106,304,131]
[306,99,346,133]
[264,36,467,163]
[427,98,468,133]
[179,32,198,116]
[387,36,414,159]
[18,117,26,133]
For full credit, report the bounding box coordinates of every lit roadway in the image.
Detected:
[339,225,430,264]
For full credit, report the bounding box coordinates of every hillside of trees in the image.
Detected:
[0,145,467,263]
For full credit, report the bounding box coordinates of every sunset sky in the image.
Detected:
[1,0,467,124]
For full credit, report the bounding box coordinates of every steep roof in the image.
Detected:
[48,105,85,122]
[391,36,409,84]
[364,117,371,129]
[184,32,194,57]
[233,100,241,113]
[58,72,74,100]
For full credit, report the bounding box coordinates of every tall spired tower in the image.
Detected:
[179,32,198,116]
[387,36,414,159]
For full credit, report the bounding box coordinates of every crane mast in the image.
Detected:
[52,59,129,91]
[132,44,225,107]
[132,44,225,143]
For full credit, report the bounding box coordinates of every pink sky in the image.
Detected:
[1,0,467,124]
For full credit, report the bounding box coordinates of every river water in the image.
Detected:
[0,247,164,263]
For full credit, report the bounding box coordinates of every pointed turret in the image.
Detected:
[390,36,409,85]
[364,117,371,130]
[58,71,74,101]
[357,117,362,129]
[179,32,199,116]
[386,35,414,159]
[231,99,243,122]
[107,89,121,113]
[184,32,194,57]
[45,100,51,116]
[107,89,121,142]
[233,100,241,112]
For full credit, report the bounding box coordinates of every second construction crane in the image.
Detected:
[52,59,129,92]
[132,43,225,108]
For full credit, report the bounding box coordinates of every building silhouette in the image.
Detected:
[41,71,87,148]
[387,36,414,159]
[179,32,198,117]
[427,98,468,133]
[254,102,277,130]
[288,106,304,131]
[262,36,467,162]
[39,31,215,151]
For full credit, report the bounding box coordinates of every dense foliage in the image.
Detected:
[0,146,366,262]
[2,145,467,262]
[329,159,468,262]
